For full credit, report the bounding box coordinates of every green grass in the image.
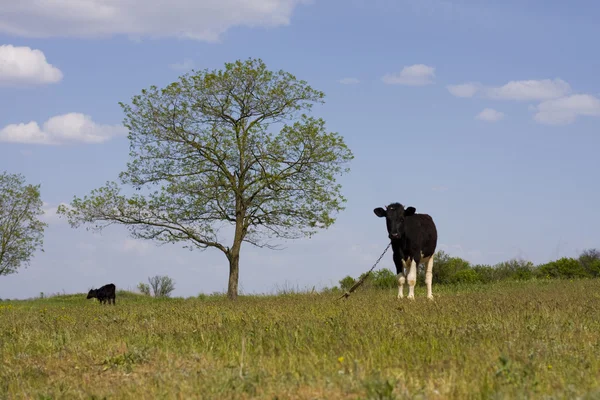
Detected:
[1,280,600,399]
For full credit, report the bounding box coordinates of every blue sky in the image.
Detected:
[1,0,599,299]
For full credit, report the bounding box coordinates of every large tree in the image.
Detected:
[58,58,354,299]
[0,171,48,276]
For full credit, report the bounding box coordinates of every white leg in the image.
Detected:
[397,273,405,299]
[407,259,417,300]
[397,259,407,299]
[425,255,434,300]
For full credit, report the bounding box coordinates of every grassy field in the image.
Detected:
[1,279,600,399]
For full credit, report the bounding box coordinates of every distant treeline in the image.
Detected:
[338,248,600,291]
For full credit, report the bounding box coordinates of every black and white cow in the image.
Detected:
[86,283,116,305]
[374,203,438,300]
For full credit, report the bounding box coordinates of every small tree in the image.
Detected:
[579,249,600,277]
[0,171,48,276]
[58,58,354,300]
[137,282,151,296]
[148,275,175,298]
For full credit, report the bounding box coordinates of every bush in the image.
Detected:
[432,251,471,284]
[536,258,588,279]
[338,268,398,291]
[137,282,151,296]
[587,260,600,277]
[494,259,535,281]
[371,268,398,289]
[452,268,480,284]
[336,249,600,292]
[579,249,600,277]
[472,265,495,283]
[339,276,356,291]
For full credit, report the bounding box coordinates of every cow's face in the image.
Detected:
[373,203,416,239]
[86,289,97,299]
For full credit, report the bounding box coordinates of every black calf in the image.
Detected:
[86,283,116,305]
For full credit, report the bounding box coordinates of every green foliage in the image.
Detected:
[137,282,151,296]
[371,268,398,289]
[339,275,355,291]
[493,259,535,281]
[1,280,599,398]
[587,260,600,278]
[453,268,480,284]
[431,250,471,284]
[0,171,48,276]
[146,275,176,298]
[339,248,600,293]
[339,268,398,292]
[536,257,588,279]
[471,264,496,283]
[579,248,600,277]
[57,58,354,300]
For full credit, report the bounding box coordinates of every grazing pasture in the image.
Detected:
[1,280,599,399]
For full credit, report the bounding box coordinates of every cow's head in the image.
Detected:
[373,203,416,240]
[86,289,97,299]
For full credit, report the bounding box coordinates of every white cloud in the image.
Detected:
[338,77,360,85]
[0,0,311,42]
[0,44,63,86]
[476,108,505,122]
[447,77,599,125]
[169,59,194,71]
[0,113,127,145]
[448,78,572,101]
[486,78,571,101]
[446,82,481,98]
[382,64,435,86]
[533,94,600,125]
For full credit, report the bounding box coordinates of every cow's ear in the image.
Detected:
[373,207,387,217]
[405,207,416,216]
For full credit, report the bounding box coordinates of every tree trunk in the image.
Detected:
[228,172,246,300]
[227,248,240,300]
[227,223,244,300]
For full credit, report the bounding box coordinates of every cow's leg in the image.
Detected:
[424,255,434,300]
[398,259,408,299]
[407,258,418,300]
[393,251,406,299]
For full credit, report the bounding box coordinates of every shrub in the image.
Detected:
[494,259,535,281]
[339,276,356,291]
[137,282,151,296]
[338,268,398,291]
[536,258,588,279]
[587,260,600,278]
[579,249,600,277]
[472,265,495,283]
[452,268,480,284]
[371,268,398,289]
[432,251,471,284]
